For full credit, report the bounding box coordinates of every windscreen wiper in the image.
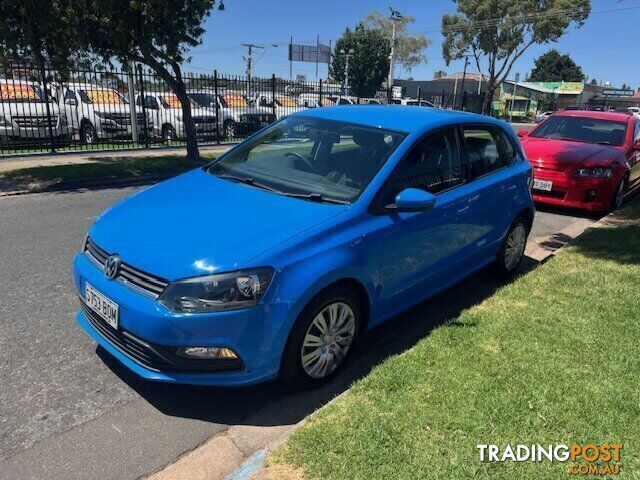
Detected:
[216,174,285,194]
[281,192,351,205]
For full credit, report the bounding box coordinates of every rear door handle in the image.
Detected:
[457,205,470,214]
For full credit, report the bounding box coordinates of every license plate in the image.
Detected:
[85,283,119,330]
[533,179,553,191]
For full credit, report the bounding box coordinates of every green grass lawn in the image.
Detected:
[0,154,216,184]
[270,200,640,480]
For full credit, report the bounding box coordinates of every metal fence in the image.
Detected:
[0,64,484,157]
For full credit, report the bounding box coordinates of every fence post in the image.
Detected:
[461,91,467,111]
[318,79,323,107]
[127,65,139,145]
[136,64,149,148]
[39,64,57,154]
[387,86,392,104]
[271,74,276,118]
[417,86,421,103]
[214,70,220,144]
[442,89,446,108]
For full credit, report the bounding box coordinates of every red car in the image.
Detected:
[518,111,640,212]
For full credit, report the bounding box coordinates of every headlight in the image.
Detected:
[95,112,108,118]
[0,116,12,127]
[573,167,613,178]
[159,267,274,313]
[59,113,68,126]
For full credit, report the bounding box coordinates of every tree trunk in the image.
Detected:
[482,79,496,116]
[172,78,199,161]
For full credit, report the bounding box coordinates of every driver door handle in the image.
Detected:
[457,205,470,214]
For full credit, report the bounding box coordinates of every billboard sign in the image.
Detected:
[602,89,635,97]
[289,43,331,64]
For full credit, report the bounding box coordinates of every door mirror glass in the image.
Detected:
[517,129,528,138]
[390,188,437,212]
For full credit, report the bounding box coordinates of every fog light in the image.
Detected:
[178,346,238,359]
[586,190,597,201]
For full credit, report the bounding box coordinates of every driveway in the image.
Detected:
[0,185,598,479]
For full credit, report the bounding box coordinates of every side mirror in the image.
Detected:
[65,98,78,106]
[517,129,529,138]
[388,188,437,213]
[634,140,640,151]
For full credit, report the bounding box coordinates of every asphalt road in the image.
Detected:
[0,185,597,479]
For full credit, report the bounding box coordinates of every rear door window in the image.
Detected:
[461,126,512,180]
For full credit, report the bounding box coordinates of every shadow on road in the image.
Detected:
[98,257,539,429]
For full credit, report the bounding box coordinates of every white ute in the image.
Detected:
[0,79,74,146]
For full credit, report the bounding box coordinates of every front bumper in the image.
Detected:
[532,172,617,212]
[73,253,291,386]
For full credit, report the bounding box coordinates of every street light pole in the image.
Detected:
[388,7,403,90]
[339,48,354,92]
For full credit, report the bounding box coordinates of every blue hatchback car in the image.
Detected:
[74,106,534,388]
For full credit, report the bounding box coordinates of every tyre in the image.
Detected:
[224,120,236,140]
[280,288,361,388]
[493,216,529,278]
[81,123,97,145]
[611,176,627,211]
[162,124,175,143]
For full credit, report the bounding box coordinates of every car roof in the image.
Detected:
[290,105,504,133]
[554,110,633,122]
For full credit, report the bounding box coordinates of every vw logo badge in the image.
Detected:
[104,254,121,280]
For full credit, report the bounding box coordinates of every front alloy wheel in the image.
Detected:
[281,288,361,388]
[612,178,626,211]
[301,302,356,379]
[494,216,529,278]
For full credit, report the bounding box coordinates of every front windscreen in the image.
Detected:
[208,116,406,203]
[531,116,627,146]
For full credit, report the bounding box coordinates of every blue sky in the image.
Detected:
[189,0,640,88]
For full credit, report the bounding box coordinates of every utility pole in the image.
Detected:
[459,56,469,110]
[388,7,403,90]
[509,72,520,123]
[339,48,354,92]
[243,43,265,80]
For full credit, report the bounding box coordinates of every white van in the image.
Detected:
[135,91,218,142]
[0,79,74,146]
[253,93,304,120]
[56,83,152,144]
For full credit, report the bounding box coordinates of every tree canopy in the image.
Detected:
[528,49,585,82]
[362,11,430,72]
[79,0,224,160]
[330,24,390,94]
[442,0,591,113]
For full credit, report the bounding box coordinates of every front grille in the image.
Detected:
[240,113,275,123]
[81,302,243,373]
[533,189,566,199]
[193,116,216,124]
[13,115,57,128]
[84,237,169,299]
[101,113,133,125]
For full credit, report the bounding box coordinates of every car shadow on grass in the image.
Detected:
[97,257,539,429]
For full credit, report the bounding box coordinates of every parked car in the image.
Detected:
[326,95,356,105]
[392,98,436,107]
[297,93,337,108]
[0,79,75,146]
[253,93,304,119]
[74,106,534,388]
[187,90,276,139]
[136,91,217,142]
[534,111,554,123]
[518,110,640,212]
[627,107,640,117]
[55,83,152,144]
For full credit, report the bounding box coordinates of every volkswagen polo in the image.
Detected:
[74,106,534,388]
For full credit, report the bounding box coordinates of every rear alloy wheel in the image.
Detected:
[611,177,626,211]
[82,123,97,145]
[224,120,236,139]
[494,217,528,278]
[162,125,175,143]
[281,289,361,388]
